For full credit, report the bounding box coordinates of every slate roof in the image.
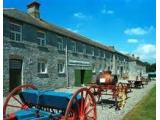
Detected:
[3,8,115,53]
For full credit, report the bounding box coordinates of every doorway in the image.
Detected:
[120,66,123,77]
[9,59,23,91]
[75,69,92,86]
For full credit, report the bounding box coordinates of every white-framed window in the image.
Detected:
[37,31,46,46]
[72,41,76,53]
[58,61,65,74]
[38,61,47,74]
[99,64,103,72]
[57,37,64,51]
[92,47,95,56]
[83,44,86,54]
[9,22,22,41]
[111,65,113,70]
[108,66,110,71]
[102,50,105,58]
[92,65,96,73]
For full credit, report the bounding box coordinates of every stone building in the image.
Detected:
[3,1,146,95]
[128,55,146,80]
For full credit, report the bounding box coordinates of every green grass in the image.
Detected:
[123,86,156,120]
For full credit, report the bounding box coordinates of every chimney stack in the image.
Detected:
[27,1,40,19]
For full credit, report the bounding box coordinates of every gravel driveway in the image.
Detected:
[96,81,156,120]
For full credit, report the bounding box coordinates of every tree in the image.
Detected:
[144,62,156,72]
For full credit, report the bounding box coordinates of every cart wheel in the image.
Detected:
[89,85,102,103]
[64,88,96,120]
[3,84,37,119]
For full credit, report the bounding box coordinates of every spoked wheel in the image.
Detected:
[89,85,102,103]
[64,88,96,120]
[115,83,127,110]
[3,84,37,119]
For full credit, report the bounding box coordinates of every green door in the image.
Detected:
[83,70,92,84]
[75,69,92,86]
[75,70,81,86]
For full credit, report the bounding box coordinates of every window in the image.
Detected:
[108,66,110,71]
[111,65,113,70]
[57,37,64,51]
[38,61,47,73]
[92,65,96,73]
[86,45,92,55]
[92,47,95,56]
[94,48,99,57]
[71,41,76,52]
[77,42,84,53]
[37,31,46,46]
[83,44,86,54]
[100,50,105,58]
[9,22,22,41]
[58,61,65,74]
[99,64,103,72]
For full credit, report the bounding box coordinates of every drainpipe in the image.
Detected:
[112,54,116,74]
[65,42,69,88]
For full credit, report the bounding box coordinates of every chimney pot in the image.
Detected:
[27,1,40,19]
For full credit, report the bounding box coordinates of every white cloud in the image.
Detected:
[124,27,147,35]
[66,28,79,33]
[73,12,92,20]
[127,39,138,43]
[134,44,156,63]
[101,9,114,15]
[73,12,86,19]
[124,26,154,35]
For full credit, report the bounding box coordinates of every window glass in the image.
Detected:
[92,65,96,73]
[58,61,65,74]
[9,22,22,41]
[77,42,83,53]
[86,45,93,55]
[38,61,47,73]
[37,31,46,46]
[57,37,64,51]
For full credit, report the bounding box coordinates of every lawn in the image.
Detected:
[123,86,156,120]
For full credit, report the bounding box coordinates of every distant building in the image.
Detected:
[128,55,146,80]
[3,1,146,95]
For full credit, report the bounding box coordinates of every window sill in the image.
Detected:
[92,72,96,75]
[58,72,65,74]
[37,73,49,78]
[37,46,49,52]
[38,45,47,48]
[7,39,24,44]
[58,73,66,77]
[58,50,65,54]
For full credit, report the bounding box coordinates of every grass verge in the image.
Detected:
[123,86,156,120]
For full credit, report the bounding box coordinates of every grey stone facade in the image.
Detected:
[3,4,146,95]
[128,60,146,80]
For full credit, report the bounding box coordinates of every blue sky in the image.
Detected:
[4,0,156,63]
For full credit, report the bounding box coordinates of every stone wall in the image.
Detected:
[3,17,113,95]
[3,16,146,95]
